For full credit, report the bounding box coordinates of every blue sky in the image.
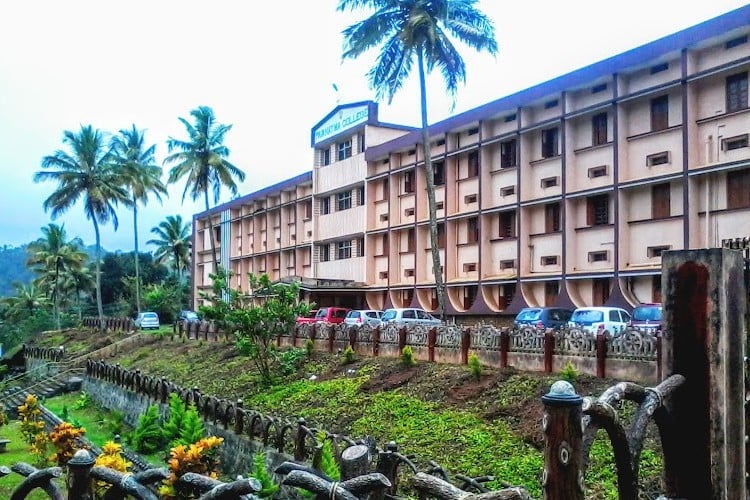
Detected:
[1,0,747,252]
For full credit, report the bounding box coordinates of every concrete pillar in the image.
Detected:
[661,248,746,499]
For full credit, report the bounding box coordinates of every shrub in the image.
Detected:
[248,452,279,498]
[49,421,86,466]
[343,345,356,364]
[176,405,205,447]
[159,436,224,499]
[132,405,164,454]
[94,441,132,496]
[468,352,482,381]
[317,434,340,480]
[560,361,579,383]
[162,393,187,446]
[305,338,315,357]
[401,345,416,367]
[72,391,92,410]
[279,348,308,376]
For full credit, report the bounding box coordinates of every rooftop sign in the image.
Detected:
[313,104,369,145]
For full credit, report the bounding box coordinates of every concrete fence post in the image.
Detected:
[541,381,584,500]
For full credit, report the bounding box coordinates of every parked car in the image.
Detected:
[629,303,662,332]
[314,307,350,324]
[179,310,200,324]
[344,309,383,327]
[568,307,631,336]
[296,309,319,325]
[380,308,441,326]
[134,311,160,330]
[514,307,574,330]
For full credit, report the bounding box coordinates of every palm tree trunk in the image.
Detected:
[93,218,105,329]
[54,260,61,330]
[133,199,142,313]
[418,50,446,320]
[205,189,220,274]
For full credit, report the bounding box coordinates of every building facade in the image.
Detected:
[193,6,750,318]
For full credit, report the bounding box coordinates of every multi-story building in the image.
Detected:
[193,5,750,318]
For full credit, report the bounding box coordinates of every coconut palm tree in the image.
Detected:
[34,125,131,328]
[339,0,497,318]
[164,106,245,273]
[27,223,87,329]
[111,125,167,313]
[148,215,192,280]
[2,283,49,321]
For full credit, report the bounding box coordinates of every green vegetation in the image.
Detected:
[248,452,279,498]
[0,421,51,500]
[401,345,416,367]
[343,345,356,364]
[560,361,579,383]
[132,405,164,454]
[468,352,482,381]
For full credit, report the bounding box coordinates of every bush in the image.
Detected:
[401,346,416,367]
[560,361,579,383]
[468,352,482,381]
[248,452,279,498]
[132,405,164,454]
[305,338,314,357]
[342,345,356,364]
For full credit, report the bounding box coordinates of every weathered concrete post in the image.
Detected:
[541,380,584,500]
[661,248,746,499]
[67,449,95,499]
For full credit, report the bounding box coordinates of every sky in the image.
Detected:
[1,1,748,253]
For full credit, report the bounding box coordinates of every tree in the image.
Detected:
[27,224,87,330]
[339,0,497,318]
[200,271,310,385]
[164,106,245,273]
[111,125,167,314]
[148,215,192,280]
[2,283,49,321]
[34,125,131,328]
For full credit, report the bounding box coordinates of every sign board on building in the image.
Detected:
[312,104,370,145]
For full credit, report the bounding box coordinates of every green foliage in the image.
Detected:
[60,405,69,422]
[72,391,92,410]
[279,348,308,376]
[141,282,183,324]
[317,434,340,480]
[176,405,205,447]
[248,452,279,498]
[305,338,314,356]
[162,393,187,446]
[104,409,125,437]
[132,404,164,454]
[200,270,311,385]
[468,352,482,381]
[401,345,416,367]
[343,345,356,364]
[560,361,579,383]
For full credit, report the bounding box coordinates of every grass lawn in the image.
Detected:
[0,421,60,500]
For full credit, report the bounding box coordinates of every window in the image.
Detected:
[544,99,559,109]
[727,169,750,209]
[588,165,608,178]
[407,149,416,156]
[320,148,331,166]
[592,278,610,305]
[337,240,352,260]
[588,251,609,262]
[379,213,389,222]
[504,113,516,122]
[337,139,352,161]
[647,151,670,166]
[437,223,446,249]
[403,171,415,194]
[381,178,389,201]
[541,128,559,158]
[501,185,516,197]
[463,286,477,309]
[406,229,415,252]
[726,35,748,49]
[432,138,446,147]
[652,183,671,219]
[722,134,749,151]
[214,226,221,242]
[586,194,609,226]
[726,72,748,113]
[541,176,559,188]
[464,194,478,204]
[379,233,389,256]
[650,95,669,131]
[357,237,365,257]
[500,259,516,270]
[436,201,444,210]
[500,139,517,168]
[379,271,389,279]
[433,160,445,186]
[592,112,608,146]
[321,197,330,215]
[463,263,477,272]
[404,269,415,278]
[320,245,330,262]
[648,245,671,258]
[303,201,312,220]
[468,127,479,135]
[499,210,517,238]
[467,217,479,243]
[404,207,415,217]
[541,255,559,266]
[592,83,607,94]
[545,203,561,232]
[357,132,365,153]
[467,151,479,177]
[357,186,365,205]
[650,62,668,74]
[337,191,352,211]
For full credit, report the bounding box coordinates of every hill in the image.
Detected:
[0,245,34,297]
[28,328,663,498]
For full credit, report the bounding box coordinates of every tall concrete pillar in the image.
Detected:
[661,248,746,499]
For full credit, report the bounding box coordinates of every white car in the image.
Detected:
[568,307,631,337]
[344,310,383,327]
[134,311,160,330]
[380,308,441,326]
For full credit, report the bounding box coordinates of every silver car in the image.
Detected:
[134,311,160,330]
[344,309,383,327]
[380,308,441,326]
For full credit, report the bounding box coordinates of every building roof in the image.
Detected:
[366,3,750,160]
